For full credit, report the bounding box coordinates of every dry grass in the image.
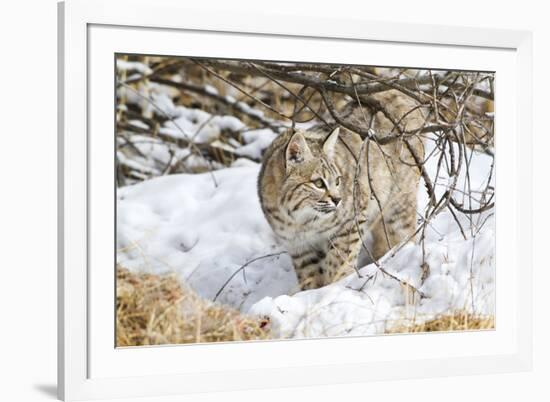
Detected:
[386,311,495,334]
[116,266,494,346]
[116,267,271,347]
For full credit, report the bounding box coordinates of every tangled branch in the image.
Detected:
[116,56,495,284]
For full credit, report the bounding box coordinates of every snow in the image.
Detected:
[118,134,180,176]
[204,84,219,95]
[127,119,149,130]
[117,151,157,175]
[119,84,279,168]
[224,95,237,104]
[116,61,495,338]
[236,101,266,119]
[117,135,495,338]
[116,59,153,76]
[117,81,280,185]
[249,225,494,338]
[234,129,278,160]
[117,165,296,311]
[152,104,276,155]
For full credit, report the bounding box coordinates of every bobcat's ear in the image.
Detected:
[323,127,340,158]
[286,132,312,164]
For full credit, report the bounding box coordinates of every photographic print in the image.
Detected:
[115,55,495,347]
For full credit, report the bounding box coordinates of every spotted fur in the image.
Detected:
[258,90,426,290]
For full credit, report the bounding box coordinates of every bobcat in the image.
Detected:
[258,90,426,290]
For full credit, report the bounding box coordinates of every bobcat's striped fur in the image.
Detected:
[258,90,425,290]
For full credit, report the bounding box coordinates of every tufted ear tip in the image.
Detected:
[286,131,312,164]
[323,126,340,157]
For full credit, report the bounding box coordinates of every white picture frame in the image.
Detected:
[58,0,533,400]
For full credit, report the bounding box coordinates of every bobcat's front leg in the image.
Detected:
[322,219,366,285]
[291,247,327,290]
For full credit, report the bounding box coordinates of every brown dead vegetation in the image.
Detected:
[386,311,495,334]
[116,267,271,347]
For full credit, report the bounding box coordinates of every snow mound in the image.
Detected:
[117,163,297,311]
[117,141,495,338]
[250,225,494,338]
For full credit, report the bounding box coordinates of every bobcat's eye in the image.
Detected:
[313,178,325,189]
[335,176,341,186]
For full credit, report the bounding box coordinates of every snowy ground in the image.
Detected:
[117,64,495,339]
[117,141,495,339]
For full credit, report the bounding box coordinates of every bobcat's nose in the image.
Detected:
[331,196,341,206]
